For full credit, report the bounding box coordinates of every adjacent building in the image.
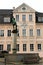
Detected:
[0,9,13,54]
[13,3,43,57]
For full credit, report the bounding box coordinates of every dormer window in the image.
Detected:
[4,17,10,22]
[38,17,43,22]
[22,7,26,10]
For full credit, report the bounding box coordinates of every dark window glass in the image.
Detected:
[30,44,34,51]
[17,29,19,36]
[37,29,40,36]
[22,7,26,10]
[37,44,41,51]
[0,45,3,50]
[22,29,26,36]
[7,30,11,36]
[0,30,4,36]
[16,15,19,21]
[29,15,32,21]
[22,15,26,21]
[16,44,19,51]
[7,44,11,51]
[38,17,43,22]
[23,44,26,51]
[29,29,33,36]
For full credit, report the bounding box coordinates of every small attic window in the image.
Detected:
[22,7,26,10]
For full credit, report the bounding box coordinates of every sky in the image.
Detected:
[0,0,43,12]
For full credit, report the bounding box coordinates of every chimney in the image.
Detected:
[13,7,15,10]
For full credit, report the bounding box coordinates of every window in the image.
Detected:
[29,15,32,21]
[38,17,43,22]
[37,44,41,51]
[37,29,40,36]
[17,29,19,36]
[7,30,11,36]
[23,44,26,51]
[16,44,19,51]
[30,44,34,51]
[4,17,10,22]
[22,29,26,36]
[22,7,26,10]
[22,15,26,21]
[16,15,19,21]
[0,30,4,36]
[0,45,3,50]
[29,29,33,36]
[38,17,41,22]
[7,44,11,51]
[42,17,43,21]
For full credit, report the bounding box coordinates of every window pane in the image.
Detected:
[37,29,40,36]
[16,44,19,51]
[38,17,43,22]
[22,7,26,10]
[7,30,11,36]
[29,29,33,36]
[17,29,19,36]
[37,44,41,51]
[30,44,34,51]
[22,29,26,36]
[0,30,4,36]
[7,44,11,51]
[22,15,26,21]
[38,17,41,21]
[29,15,32,21]
[42,17,43,21]
[0,45,3,50]
[16,15,19,21]
[23,44,26,51]
[4,17,10,22]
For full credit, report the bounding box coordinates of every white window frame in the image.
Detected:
[0,45,3,51]
[22,15,26,21]
[16,15,19,21]
[4,17,10,22]
[22,29,26,36]
[7,44,11,51]
[30,44,34,51]
[38,17,43,22]
[37,29,40,36]
[16,44,19,51]
[0,30,4,36]
[29,15,32,21]
[23,44,26,51]
[7,30,11,36]
[37,44,41,51]
[29,29,33,37]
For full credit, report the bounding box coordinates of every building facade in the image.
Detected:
[0,9,14,54]
[13,3,43,57]
[0,3,43,58]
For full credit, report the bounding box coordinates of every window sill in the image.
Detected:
[38,50,41,51]
[29,36,34,38]
[36,36,41,38]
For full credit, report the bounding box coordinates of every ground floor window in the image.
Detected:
[0,45,3,50]
[37,44,41,51]
[30,44,34,51]
[0,30,4,36]
[16,44,19,51]
[7,44,11,51]
[23,44,26,51]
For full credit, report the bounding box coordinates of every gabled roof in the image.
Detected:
[14,3,36,12]
[0,9,13,14]
[0,9,13,24]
